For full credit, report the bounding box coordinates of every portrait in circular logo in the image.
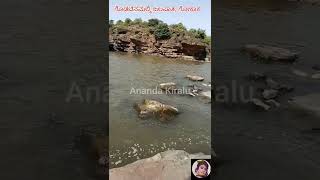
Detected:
[192,160,211,178]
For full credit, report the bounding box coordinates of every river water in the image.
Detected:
[109,52,211,167]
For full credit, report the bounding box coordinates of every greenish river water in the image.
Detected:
[109,52,211,167]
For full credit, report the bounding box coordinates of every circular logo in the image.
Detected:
[192,160,211,178]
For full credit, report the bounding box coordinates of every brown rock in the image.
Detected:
[134,99,179,120]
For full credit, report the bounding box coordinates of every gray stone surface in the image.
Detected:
[186,75,205,81]
[289,93,320,117]
[109,150,211,180]
[244,44,298,62]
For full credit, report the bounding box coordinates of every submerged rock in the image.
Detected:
[243,44,298,62]
[264,77,294,92]
[187,92,197,97]
[262,89,278,100]
[265,78,281,89]
[247,72,266,81]
[200,91,211,100]
[159,82,177,91]
[186,75,205,81]
[265,99,281,108]
[291,68,309,77]
[109,150,211,180]
[311,73,320,79]
[250,98,271,111]
[279,84,294,93]
[135,99,179,120]
[202,83,211,87]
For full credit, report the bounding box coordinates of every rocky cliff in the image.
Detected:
[109,25,211,61]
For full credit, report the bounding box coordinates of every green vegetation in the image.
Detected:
[109,18,211,44]
[188,28,206,39]
[116,20,123,25]
[132,18,143,25]
[124,18,132,25]
[147,18,163,27]
[154,23,171,40]
[109,20,114,27]
[203,36,211,45]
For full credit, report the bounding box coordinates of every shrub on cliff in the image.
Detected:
[124,18,132,26]
[116,20,123,25]
[132,18,143,25]
[148,18,163,27]
[154,23,171,40]
[109,20,114,27]
[203,36,211,45]
[169,23,187,36]
[189,28,206,39]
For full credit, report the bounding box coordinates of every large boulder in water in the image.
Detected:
[109,150,211,180]
[243,44,299,62]
[135,99,179,120]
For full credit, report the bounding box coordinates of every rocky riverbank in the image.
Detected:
[109,150,212,180]
[109,19,211,61]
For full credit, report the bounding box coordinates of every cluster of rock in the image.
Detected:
[247,72,294,110]
[109,26,211,61]
[164,75,211,98]
[243,44,320,112]
[242,45,294,110]
[134,75,211,121]
[109,150,211,180]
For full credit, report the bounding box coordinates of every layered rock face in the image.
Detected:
[109,26,211,61]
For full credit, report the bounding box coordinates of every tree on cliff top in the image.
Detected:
[189,28,206,39]
[203,36,211,45]
[109,20,114,27]
[154,23,171,40]
[132,18,143,25]
[124,18,132,25]
[110,18,209,43]
[169,23,187,36]
[116,20,123,25]
[148,18,163,27]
